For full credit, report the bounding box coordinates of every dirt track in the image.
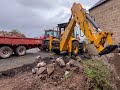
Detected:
[0,48,51,72]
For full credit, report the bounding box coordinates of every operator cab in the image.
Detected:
[44,29,58,39]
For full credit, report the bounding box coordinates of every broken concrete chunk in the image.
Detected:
[36,62,46,68]
[64,71,72,79]
[32,68,38,74]
[65,71,69,76]
[36,55,41,60]
[76,56,82,61]
[66,59,81,67]
[47,64,55,75]
[37,67,47,76]
[56,57,65,67]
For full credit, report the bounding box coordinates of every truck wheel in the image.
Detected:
[0,46,13,59]
[53,49,60,55]
[72,41,79,56]
[15,46,26,56]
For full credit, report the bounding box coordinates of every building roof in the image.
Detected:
[89,0,110,10]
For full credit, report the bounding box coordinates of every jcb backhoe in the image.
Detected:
[50,2,120,56]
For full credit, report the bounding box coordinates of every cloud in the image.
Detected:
[0,0,99,37]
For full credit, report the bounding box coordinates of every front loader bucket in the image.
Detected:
[99,45,120,55]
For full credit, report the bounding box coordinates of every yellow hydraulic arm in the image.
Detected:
[60,2,119,55]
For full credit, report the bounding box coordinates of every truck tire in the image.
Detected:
[72,41,79,56]
[53,49,60,55]
[0,46,13,59]
[15,46,26,56]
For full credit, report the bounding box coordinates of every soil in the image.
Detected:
[0,57,87,90]
[111,54,120,89]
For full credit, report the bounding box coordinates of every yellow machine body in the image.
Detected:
[50,2,119,56]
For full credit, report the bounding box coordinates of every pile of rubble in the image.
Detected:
[0,31,25,37]
[32,56,84,77]
[30,55,115,90]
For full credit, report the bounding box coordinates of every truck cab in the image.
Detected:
[40,29,58,50]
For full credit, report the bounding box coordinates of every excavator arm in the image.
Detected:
[60,2,119,55]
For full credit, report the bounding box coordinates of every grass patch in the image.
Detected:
[83,59,113,90]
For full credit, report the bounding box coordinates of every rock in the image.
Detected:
[37,67,47,76]
[0,73,2,78]
[47,64,55,76]
[32,68,38,74]
[117,53,120,56]
[76,56,82,61]
[66,59,80,67]
[36,55,41,60]
[64,71,72,79]
[39,74,47,80]
[66,63,71,70]
[56,57,65,67]
[65,71,69,76]
[36,62,46,68]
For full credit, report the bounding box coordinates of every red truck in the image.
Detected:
[0,36,42,59]
[0,23,67,59]
[0,29,58,59]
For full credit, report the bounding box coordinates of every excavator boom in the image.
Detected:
[59,2,119,55]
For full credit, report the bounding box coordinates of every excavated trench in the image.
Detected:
[0,57,52,79]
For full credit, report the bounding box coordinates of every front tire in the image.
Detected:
[0,46,13,59]
[53,49,60,55]
[15,46,26,56]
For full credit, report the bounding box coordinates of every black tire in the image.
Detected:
[72,41,79,56]
[53,49,60,55]
[15,46,26,56]
[0,46,13,59]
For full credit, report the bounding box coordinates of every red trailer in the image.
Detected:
[0,36,42,58]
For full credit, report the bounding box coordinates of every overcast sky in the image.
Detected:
[0,0,99,37]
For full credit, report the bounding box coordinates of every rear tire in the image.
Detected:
[15,46,26,56]
[53,49,60,55]
[0,46,13,59]
[72,41,79,56]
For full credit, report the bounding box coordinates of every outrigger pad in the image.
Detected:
[99,45,118,55]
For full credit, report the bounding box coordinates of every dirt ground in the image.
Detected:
[0,50,119,90]
[112,54,120,89]
[0,58,86,90]
[0,71,85,90]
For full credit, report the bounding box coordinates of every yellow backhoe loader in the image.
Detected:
[50,2,120,56]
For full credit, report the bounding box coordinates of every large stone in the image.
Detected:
[66,59,80,67]
[65,71,69,76]
[36,62,46,68]
[32,68,38,74]
[76,56,82,61]
[47,64,55,76]
[37,67,47,75]
[56,57,65,67]
[36,55,41,60]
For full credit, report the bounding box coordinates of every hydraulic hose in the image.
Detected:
[86,13,101,32]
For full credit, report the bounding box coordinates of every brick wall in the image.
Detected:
[87,0,120,56]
